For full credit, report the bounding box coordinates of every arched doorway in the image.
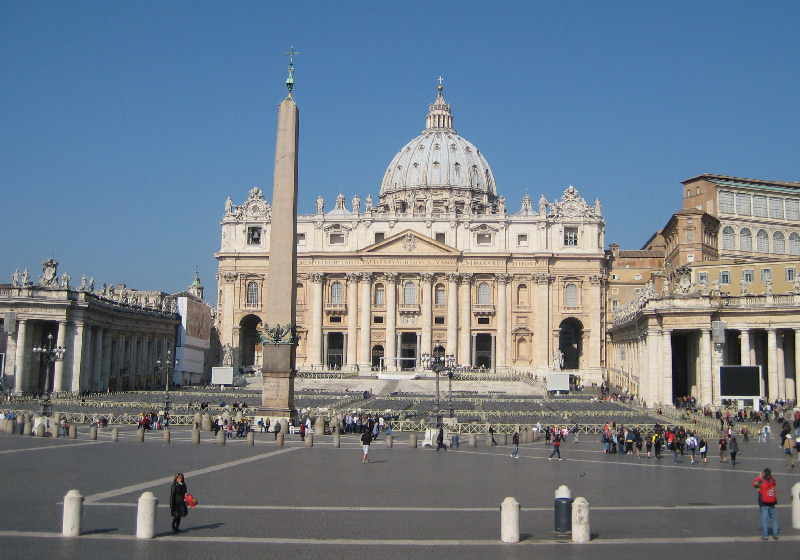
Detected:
[327,332,344,369]
[400,332,417,370]
[372,345,384,370]
[558,318,583,370]
[475,333,492,369]
[239,314,262,369]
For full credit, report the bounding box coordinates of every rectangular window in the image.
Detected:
[742,269,754,283]
[247,227,261,245]
[786,199,800,221]
[736,193,751,216]
[753,195,768,217]
[612,300,618,311]
[698,272,709,284]
[434,316,445,325]
[517,234,528,246]
[296,233,306,245]
[476,233,492,245]
[477,317,490,325]
[564,227,578,247]
[718,191,734,213]
[374,232,385,243]
[329,316,342,323]
[720,271,731,284]
[769,197,784,219]
[329,233,345,245]
[687,254,695,262]
[374,287,385,305]
[761,268,772,282]
[633,273,642,280]
[633,288,642,295]
[787,268,797,282]
[373,316,384,324]
[611,274,620,280]
[435,233,446,244]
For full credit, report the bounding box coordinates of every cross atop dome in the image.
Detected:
[426,77,453,131]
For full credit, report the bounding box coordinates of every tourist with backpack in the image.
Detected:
[752,468,778,539]
[548,432,562,461]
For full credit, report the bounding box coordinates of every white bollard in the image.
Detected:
[136,491,159,539]
[111,427,119,442]
[217,430,226,445]
[333,432,340,448]
[792,482,800,529]
[163,429,170,444]
[247,431,255,446]
[500,496,520,543]
[89,426,97,440]
[62,489,84,537]
[572,497,590,543]
[305,434,313,447]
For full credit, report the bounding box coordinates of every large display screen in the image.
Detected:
[719,366,761,397]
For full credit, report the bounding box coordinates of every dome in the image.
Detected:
[378,84,498,214]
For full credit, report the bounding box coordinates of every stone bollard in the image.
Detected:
[409,433,418,448]
[533,429,540,441]
[35,424,45,437]
[314,416,325,436]
[62,489,84,537]
[0,419,7,433]
[280,418,289,434]
[137,428,145,442]
[469,434,477,447]
[163,429,170,444]
[333,432,340,448]
[112,428,119,442]
[500,496,520,543]
[276,432,284,447]
[386,434,393,448]
[572,497,590,543]
[136,492,159,539]
[217,430,226,445]
[90,426,97,440]
[191,428,200,444]
[792,482,800,529]
[247,431,255,446]
[305,434,313,447]
[23,420,33,436]
[69,424,77,439]
[554,485,573,535]
[194,412,202,427]
[201,413,212,431]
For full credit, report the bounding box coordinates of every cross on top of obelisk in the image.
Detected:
[284,45,299,94]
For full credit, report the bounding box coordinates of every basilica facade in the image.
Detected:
[216,85,607,381]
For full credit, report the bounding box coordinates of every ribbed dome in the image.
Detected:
[378,84,497,214]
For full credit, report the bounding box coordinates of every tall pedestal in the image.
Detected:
[260,345,296,420]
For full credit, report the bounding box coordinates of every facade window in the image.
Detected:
[718,191,734,213]
[789,232,800,255]
[742,269,754,283]
[773,231,786,254]
[374,232,385,243]
[786,268,796,282]
[633,273,643,280]
[612,300,619,311]
[247,227,261,245]
[374,284,385,305]
[565,283,578,307]
[477,282,490,305]
[753,195,768,217]
[756,229,769,253]
[786,199,800,221]
[698,272,709,284]
[722,226,735,250]
[517,234,528,246]
[403,282,415,304]
[720,271,731,284]
[330,281,343,304]
[435,232,446,244]
[330,233,345,245]
[740,227,752,251]
[687,254,695,262]
[736,193,751,215]
[435,284,445,305]
[373,316,384,324]
[517,284,528,306]
[633,288,642,294]
[761,268,772,283]
[477,317,490,325]
[769,197,784,219]
[434,316,445,325]
[476,233,492,245]
[330,316,342,323]
[247,282,259,306]
[564,227,578,247]
[296,233,306,245]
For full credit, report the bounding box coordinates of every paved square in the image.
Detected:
[0,426,798,559]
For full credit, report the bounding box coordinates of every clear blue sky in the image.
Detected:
[3,2,799,305]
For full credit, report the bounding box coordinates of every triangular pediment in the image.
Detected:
[359,229,461,256]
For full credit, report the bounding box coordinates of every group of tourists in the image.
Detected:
[137,410,168,430]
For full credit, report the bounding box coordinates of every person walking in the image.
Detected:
[686,433,698,465]
[489,425,497,446]
[698,436,708,465]
[752,468,778,540]
[548,431,562,461]
[170,473,188,533]
[718,436,728,463]
[782,434,794,468]
[729,436,739,465]
[510,432,519,459]
[436,427,447,451]
[361,429,372,463]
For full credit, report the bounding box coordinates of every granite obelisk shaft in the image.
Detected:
[261,94,299,418]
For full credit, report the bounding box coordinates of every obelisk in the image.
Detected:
[260,47,299,420]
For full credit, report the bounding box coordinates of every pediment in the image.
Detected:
[359,230,461,256]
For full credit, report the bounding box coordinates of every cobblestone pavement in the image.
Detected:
[0,426,798,559]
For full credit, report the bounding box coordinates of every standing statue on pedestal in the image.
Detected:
[794,275,800,294]
[552,348,564,371]
[538,194,548,215]
[22,268,30,286]
[365,193,373,212]
[222,344,233,366]
[61,272,70,288]
[89,277,94,291]
[80,274,87,291]
[225,197,233,215]
[316,195,324,214]
[12,269,20,287]
[351,194,360,214]
[497,196,506,214]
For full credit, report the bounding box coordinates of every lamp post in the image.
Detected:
[155,350,179,421]
[420,342,455,425]
[32,332,66,417]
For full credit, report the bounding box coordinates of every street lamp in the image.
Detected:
[420,342,455,425]
[31,333,66,417]
[155,350,179,421]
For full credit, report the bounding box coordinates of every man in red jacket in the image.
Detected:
[753,468,778,540]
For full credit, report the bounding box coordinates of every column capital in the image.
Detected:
[496,273,512,285]
[384,272,398,283]
[346,272,360,283]
[533,273,552,285]
[420,273,434,284]
[359,272,372,284]
[445,272,460,284]
[308,272,325,283]
[459,273,473,285]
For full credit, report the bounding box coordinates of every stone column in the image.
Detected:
[13,319,28,394]
[445,273,459,357]
[385,273,397,370]
[346,273,359,368]
[490,334,496,372]
[662,330,673,405]
[70,322,85,393]
[53,321,68,392]
[308,273,324,368]
[767,328,779,401]
[740,329,751,366]
[776,331,786,401]
[458,274,472,366]
[420,273,433,355]
[496,274,509,369]
[536,274,551,370]
[795,330,800,405]
[359,273,372,370]
[322,334,329,369]
[101,329,112,391]
[471,333,477,366]
[92,328,103,392]
[647,328,660,405]
[700,329,712,405]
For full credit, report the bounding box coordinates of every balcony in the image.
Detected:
[324,303,348,316]
[398,303,420,314]
[473,304,495,316]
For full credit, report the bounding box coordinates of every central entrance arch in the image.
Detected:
[475,333,492,369]
[400,332,417,370]
[327,332,344,369]
[239,314,263,369]
[558,318,583,370]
